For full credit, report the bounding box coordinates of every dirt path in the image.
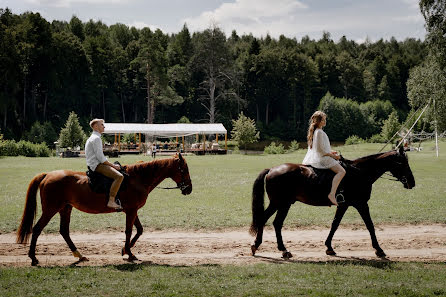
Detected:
[0,224,444,267]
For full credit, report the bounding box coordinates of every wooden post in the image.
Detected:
[216,134,218,143]
[139,133,141,150]
[203,134,206,154]
[118,133,121,151]
[196,134,199,142]
[225,133,227,151]
[114,133,117,144]
[182,136,185,152]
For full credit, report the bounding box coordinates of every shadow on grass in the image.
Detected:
[108,260,220,271]
[252,254,395,269]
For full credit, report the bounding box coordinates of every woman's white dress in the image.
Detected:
[302,128,338,169]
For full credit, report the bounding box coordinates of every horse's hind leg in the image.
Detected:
[325,205,349,255]
[273,204,292,259]
[123,210,138,261]
[59,205,88,262]
[28,210,58,266]
[252,204,277,255]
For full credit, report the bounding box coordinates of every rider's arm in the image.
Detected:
[92,137,119,169]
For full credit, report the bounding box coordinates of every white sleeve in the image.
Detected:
[93,137,107,164]
[314,130,330,155]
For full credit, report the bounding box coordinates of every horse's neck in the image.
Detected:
[134,159,174,189]
[355,152,394,184]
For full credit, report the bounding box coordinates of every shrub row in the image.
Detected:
[0,140,52,157]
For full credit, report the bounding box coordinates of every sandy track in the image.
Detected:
[0,224,444,267]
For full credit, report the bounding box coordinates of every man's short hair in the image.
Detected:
[89,118,104,129]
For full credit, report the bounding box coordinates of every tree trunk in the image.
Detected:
[265,102,269,126]
[43,92,48,121]
[209,78,216,123]
[3,110,6,130]
[23,75,27,126]
[121,93,126,123]
[102,90,106,119]
[256,104,259,123]
[146,63,152,123]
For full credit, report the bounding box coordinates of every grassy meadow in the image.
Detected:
[1,141,445,296]
[1,262,445,297]
[0,142,445,233]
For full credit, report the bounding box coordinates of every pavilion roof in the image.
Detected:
[103,123,227,138]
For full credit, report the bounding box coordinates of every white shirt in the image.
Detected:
[85,131,107,171]
[302,128,338,169]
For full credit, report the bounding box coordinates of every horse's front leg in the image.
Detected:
[273,204,292,259]
[325,204,349,255]
[130,215,143,248]
[123,209,138,261]
[356,204,386,257]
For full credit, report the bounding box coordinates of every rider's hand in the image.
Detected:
[113,164,121,170]
[331,152,340,160]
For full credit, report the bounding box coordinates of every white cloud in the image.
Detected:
[127,21,161,31]
[393,14,424,24]
[25,0,129,8]
[184,0,308,34]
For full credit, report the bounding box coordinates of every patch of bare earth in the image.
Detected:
[0,224,444,267]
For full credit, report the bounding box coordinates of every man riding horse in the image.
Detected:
[85,119,123,210]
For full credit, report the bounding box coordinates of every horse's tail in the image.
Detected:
[17,173,46,244]
[249,169,270,236]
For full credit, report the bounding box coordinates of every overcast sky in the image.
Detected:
[1,0,426,42]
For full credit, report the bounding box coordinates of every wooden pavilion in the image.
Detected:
[103,123,228,154]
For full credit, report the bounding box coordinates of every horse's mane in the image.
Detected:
[350,150,397,166]
[126,158,174,176]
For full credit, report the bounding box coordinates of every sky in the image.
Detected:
[0,0,426,42]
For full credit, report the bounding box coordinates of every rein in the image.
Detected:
[155,162,190,191]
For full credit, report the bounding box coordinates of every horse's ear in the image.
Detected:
[178,152,183,161]
[398,146,405,155]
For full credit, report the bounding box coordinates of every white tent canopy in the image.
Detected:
[104,123,227,138]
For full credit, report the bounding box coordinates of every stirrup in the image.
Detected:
[336,191,345,204]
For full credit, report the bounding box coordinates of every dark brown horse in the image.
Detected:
[250,147,415,259]
[17,153,192,266]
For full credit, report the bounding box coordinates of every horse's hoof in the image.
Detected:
[282,251,293,259]
[122,247,127,256]
[376,250,386,258]
[31,259,39,266]
[80,257,89,262]
[251,245,257,256]
[127,255,138,262]
[326,249,336,256]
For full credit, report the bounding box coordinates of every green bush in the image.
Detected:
[264,142,285,154]
[345,135,366,145]
[0,140,19,156]
[0,140,51,157]
[287,140,300,152]
[368,134,385,143]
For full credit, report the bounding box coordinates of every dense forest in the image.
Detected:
[0,8,429,143]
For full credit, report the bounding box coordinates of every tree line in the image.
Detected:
[0,8,429,144]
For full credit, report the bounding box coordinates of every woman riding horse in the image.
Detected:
[250,146,415,259]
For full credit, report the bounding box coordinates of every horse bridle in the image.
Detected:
[156,161,191,191]
[379,160,408,187]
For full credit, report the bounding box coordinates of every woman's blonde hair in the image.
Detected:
[307,111,327,148]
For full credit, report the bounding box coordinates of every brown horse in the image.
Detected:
[17,153,192,266]
[250,147,415,259]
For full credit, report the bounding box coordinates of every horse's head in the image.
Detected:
[388,146,415,189]
[171,153,192,195]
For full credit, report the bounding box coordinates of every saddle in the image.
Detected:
[86,161,129,199]
[306,158,356,203]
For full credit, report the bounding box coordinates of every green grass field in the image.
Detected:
[0,142,445,233]
[1,142,445,296]
[0,262,445,297]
